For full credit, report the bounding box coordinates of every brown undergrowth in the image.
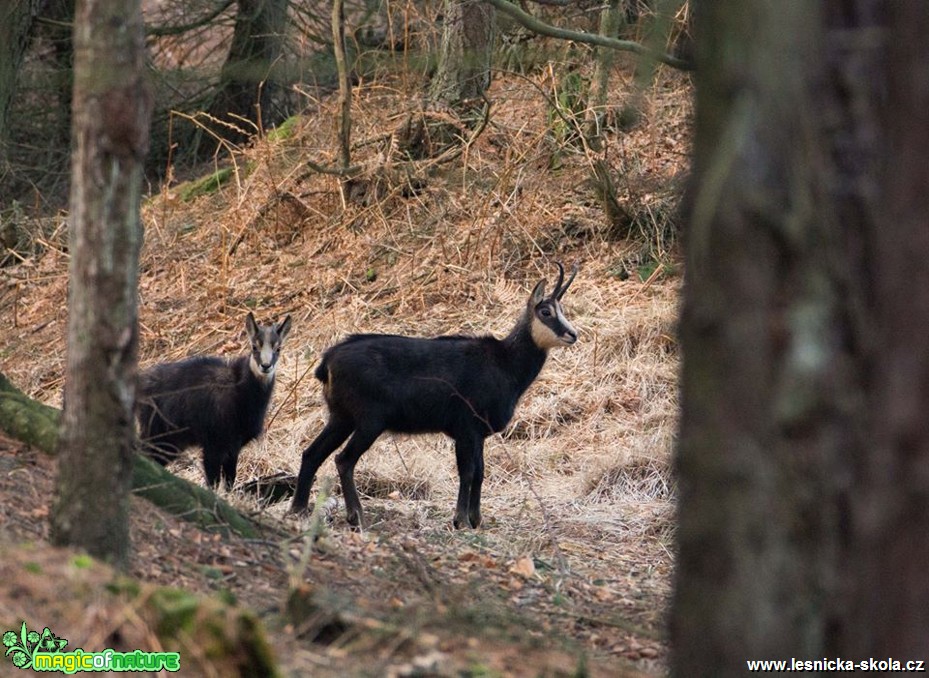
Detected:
[2,61,691,676]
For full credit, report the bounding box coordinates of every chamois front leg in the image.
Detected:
[202,442,224,489]
[468,439,486,528]
[221,447,241,490]
[453,434,483,529]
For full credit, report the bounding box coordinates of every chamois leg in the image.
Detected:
[292,419,353,513]
[202,443,225,489]
[468,440,486,528]
[453,434,482,529]
[221,447,241,490]
[334,426,382,528]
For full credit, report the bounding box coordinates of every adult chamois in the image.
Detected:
[292,263,578,528]
[137,312,292,489]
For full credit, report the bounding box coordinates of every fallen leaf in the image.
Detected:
[510,556,535,579]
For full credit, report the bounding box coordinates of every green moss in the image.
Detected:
[176,168,235,202]
[71,554,93,569]
[266,116,301,142]
[23,561,42,574]
[148,588,201,638]
[105,578,141,597]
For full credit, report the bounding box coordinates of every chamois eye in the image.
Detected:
[540,306,552,317]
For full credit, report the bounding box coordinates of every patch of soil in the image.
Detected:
[0,432,670,676]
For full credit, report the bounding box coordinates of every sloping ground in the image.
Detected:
[1,65,690,675]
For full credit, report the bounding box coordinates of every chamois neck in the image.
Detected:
[502,311,549,391]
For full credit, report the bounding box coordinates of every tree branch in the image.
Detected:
[484,0,694,71]
[146,0,235,38]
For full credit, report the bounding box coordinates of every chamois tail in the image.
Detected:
[314,358,330,384]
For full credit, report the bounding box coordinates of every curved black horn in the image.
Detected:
[551,262,565,298]
[555,263,577,300]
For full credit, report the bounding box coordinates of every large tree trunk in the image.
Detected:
[673,1,929,673]
[204,0,288,151]
[50,0,152,568]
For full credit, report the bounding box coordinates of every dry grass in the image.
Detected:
[3,59,691,672]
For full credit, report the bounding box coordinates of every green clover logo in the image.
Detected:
[3,622,68,670]
[36,627,67,653]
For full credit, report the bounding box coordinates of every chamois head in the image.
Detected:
[245,312,292,380]
[528,262,578,350]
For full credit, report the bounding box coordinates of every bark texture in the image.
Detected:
[50,0,152,568]
[673,1,929,673]
[429,0,495,106]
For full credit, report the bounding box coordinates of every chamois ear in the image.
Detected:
[277,315,292,341]
[245,312,259,341]
[528,279,546,307]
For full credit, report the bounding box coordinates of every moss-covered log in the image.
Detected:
[0,371,264,539]
[131,455,261,539]
[0,372,60,453]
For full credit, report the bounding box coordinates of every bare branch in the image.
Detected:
[484,0,695,71]
[146,0,234,38]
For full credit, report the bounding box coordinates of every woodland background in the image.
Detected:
[2,1,928,677]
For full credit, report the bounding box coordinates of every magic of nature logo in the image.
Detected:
[3,622,180,673]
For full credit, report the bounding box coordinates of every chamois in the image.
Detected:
[137,312,292,490]
[291,262,578,528]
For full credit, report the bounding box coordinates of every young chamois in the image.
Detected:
[291,263,578,528]
[137,312,292,490]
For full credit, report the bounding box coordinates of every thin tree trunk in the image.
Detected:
[332,0,352,198]
[0,0,46,179]
[586,0,622,148]
[50,0,152,568]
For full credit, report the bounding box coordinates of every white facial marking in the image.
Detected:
[530,301,577,349]
[250,352,275,380]
[249,329,278,381]
[530,315,561,349]
[555,304,577,340]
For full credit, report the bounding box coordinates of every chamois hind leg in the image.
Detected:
[453,433,483,529]
[334,425,382,528]
[291,418,353,513]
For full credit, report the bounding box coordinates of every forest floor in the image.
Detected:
[1,58,690,677]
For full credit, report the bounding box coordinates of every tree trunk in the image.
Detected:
[204,0,288,151]
[429,0,495,108]
[673,1,929,673]
[39,0,76,149]
[50,0,152,568]
[0,0,46,179]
